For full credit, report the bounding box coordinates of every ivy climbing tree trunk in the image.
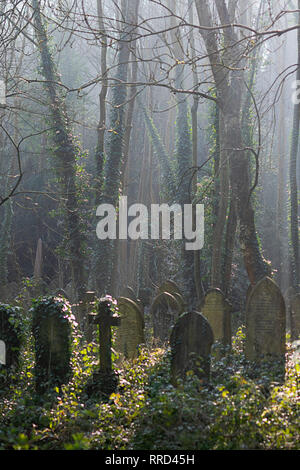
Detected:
[195,0,267,287]
[32,0,85,298]
[167,3,196,305]
[289,1,300,287]
[95,0,108,200]
[188,0,205,303]
[96,0,140,295]
[140,102,176,199]
[111,15,140,296]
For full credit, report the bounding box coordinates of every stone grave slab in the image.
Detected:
[115,297,145,360]
[201,288,232,357]
[170,311,214,386]
[150,291,181,344]
[245,277,286,363]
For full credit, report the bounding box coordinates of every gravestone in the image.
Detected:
[170,311,214,386]
[245,277,286,364]
[121,286,137,301]
[88,297,120,395]
[31,296,75,393]
[159,280,185,313]
[201,288,232,357]
[159,280,182,296]
[290,294,300,341]
[121,286,144,312]
[150,291,181,344]
[115,297,145,360]
[0,304,22,370]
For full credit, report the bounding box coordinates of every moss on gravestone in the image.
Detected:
[31,296,75,394]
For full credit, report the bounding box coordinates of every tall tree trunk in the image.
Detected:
[195,0,267,286]
[140,102,176,198]
[112,34,139,296]
[95,0,108,199]
[276,30,290,291]
[168,3,196,304]
[32,0,85,298]
[289,2,300,287]
[222,195,237,295]
[189,0,205,302]
[210,113,230,288]
[96,0,140,295]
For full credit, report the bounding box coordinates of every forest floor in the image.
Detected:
[0,325,299,451]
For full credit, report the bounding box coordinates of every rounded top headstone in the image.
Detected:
[170,310,214,385]
[150,291,181,314]
[159,280,182,296]
[115,296,145,359]
[118,296,144,326]
[245,277,286,361]
[121,286,137,302]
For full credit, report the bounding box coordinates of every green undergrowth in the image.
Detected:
[0,325,299,450]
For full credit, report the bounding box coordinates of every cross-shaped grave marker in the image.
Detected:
[88,298,120,394]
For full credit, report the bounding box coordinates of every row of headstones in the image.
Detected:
[149,280,229,384]
[0,290,145,395]
[0,297,75,394]
[171,277,300,380]
[1,277,299,394]
[70,277,300,379]
[149,277,300,385]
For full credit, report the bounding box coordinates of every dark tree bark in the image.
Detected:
[96,0,140,295]
[95,0,108,200]
[32,0,85,298]
[195,0,268,286]
[289,1,300,287]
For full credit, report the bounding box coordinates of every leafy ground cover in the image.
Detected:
[0,320,299,451]
[0,290,300,456]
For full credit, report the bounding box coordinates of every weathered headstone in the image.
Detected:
[159,280,182,296]
[121,286,144,312]
[88,297,120,395]
[150,291,181,344]
[121,286,137,302]
[159,280,185,313]
[115,297,145,360]
[201,288,232,357]
[31,296,75,393]
[245,277,286,364]
[290,294,300,341]
[0,304,22,370]
[170,311,214,386]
